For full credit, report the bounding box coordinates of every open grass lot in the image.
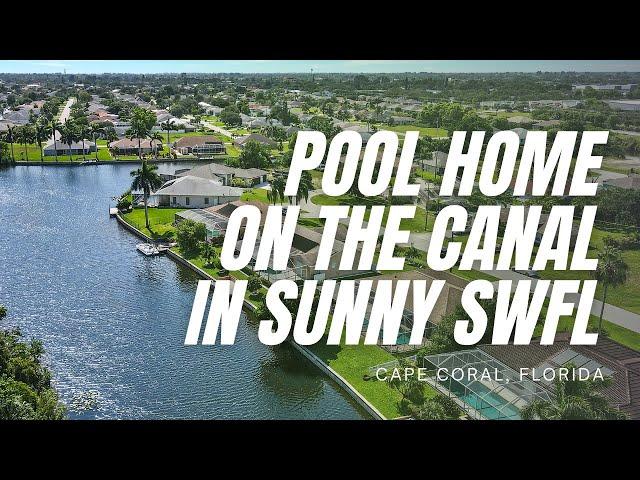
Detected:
[11,143,112,162]
[308,337,437,419]
[311,194,434,232]
[121,207,183,239]
[415,168,441,184]
[241,188,280,204]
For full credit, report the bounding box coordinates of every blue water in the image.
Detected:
[0,163,368,419]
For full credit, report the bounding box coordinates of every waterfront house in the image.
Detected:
[172,135,226,156]
[153,175,242,208]
[109,138,163,156]
[43,140,96,156]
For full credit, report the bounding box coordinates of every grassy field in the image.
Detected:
[12,143,112,162]
[538,227,640,315]
[415,168,441,184]
[121,207,183,239]
[308,337,437,419]
[311,194,434,232]
[241,188,281,204]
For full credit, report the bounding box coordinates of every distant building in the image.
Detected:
[573,83,637,93]
[605,100,640,111]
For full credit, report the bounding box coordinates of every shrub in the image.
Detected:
[247,274,262,293]
[176,220,207,255]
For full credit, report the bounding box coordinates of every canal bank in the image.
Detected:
[114,212,383,419]
[0,164,369,419]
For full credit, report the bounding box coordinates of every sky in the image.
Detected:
[0,60,639,75]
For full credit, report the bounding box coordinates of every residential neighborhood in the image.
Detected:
[2,64,640,422]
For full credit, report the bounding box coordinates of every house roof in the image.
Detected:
[479,335,640,419]
[603,174,640,191]
[204,200,269,226]
[177,163,268,180]
[234,133,277,147]
[154,176,242,197]
[176,209,229,232]
[109,138,162,149]
[173,135,223,148]
[177,162,238,180]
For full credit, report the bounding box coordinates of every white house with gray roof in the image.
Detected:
[153,175,242,208]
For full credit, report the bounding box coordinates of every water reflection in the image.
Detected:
[0,164,368,420]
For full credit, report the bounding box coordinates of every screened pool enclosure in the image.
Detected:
[422,349,554,420]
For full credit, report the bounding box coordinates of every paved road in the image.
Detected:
[52,97,76,141]
[200,119,234,138]
[475,263,640,334]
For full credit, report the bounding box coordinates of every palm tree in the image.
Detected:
[76,123,91,161]
[592,245,629,335]
[58,122,78,162]
[148,131,164,158]
[34,120,51,163]
[49,120,62,163]
[15,125,34,162]
[268,176,286,205]
[130,161,164,230]
[160,120,176,146]
[520,366,627,420]
[295,171,314,205]
[127,108,156,162]
[89,123,105,161]
[4,125,16,163]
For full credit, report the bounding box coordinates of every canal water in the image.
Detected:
[0,163,368,419]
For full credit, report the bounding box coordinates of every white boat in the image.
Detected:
[136,243,160,256]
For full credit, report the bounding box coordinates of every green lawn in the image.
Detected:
[535,301,640,352]
[308,338,437,419]
[538,227,640,315]
[311,194,434,232]
[121,207,184,239]
[241,188,282,204]
[415,168,441,184]
[12,143,112,162]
